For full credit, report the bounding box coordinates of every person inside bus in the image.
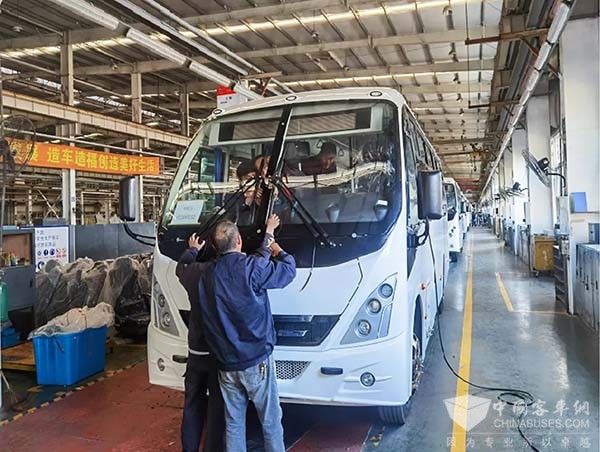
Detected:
[176,235,225,452]
[299,141,337,176]
[197,215,296,452]
[231,161,259,225]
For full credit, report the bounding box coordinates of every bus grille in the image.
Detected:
[274,315,339,346]
[275,360,310,380]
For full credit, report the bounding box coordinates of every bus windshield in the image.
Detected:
[161,100,401,261]
[445,183,457,209]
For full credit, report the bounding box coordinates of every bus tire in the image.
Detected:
[377,403,410,425]
[450,251,458,263]
[377,307,423,426]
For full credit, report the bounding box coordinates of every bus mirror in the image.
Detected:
[448,206,457,221]
[417,170,443,220]
[118,176,137,221]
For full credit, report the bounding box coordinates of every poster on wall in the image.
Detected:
[34,226,70,271]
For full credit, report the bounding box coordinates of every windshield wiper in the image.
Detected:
[273,179,335,247]
[192,175,259,239]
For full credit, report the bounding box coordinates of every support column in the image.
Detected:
[525,95,553,234]
[26,188,33,225]
[57,31,79,226]
[497,158,506,219]
[503,149,513,223]
[560,17,600,313]
[129,71,146,223]
[511,128,529,225]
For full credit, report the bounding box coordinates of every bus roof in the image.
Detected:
[208,87,408,120]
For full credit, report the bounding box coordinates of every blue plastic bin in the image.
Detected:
[1,326,21,349]
[33,326,107,386]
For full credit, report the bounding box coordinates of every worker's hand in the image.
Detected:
[188,233,205,251]
[270,242,283,257]
[266,214,280,235]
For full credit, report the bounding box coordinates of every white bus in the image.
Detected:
[124,88,450,424]
[458,192,471,238]
[444,177,464,262]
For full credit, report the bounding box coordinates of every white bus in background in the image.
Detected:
[444,177,464,262]
[458,192,471,237]
[462,196,472,233]
[120,88,450,425]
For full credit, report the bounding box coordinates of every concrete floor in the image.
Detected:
[0,229,598,451]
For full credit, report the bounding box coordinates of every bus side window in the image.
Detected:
[423,138,433,168]
[402,120,419,227]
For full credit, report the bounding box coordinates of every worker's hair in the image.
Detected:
[236,161,255,180]
[320,142,336,158]
[212,220,240,254]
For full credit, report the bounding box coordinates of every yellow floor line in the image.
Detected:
[496,272,568,315]
[450,237,474,452]
[495,272,514,312]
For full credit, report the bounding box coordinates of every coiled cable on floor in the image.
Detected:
[426,223,540,452]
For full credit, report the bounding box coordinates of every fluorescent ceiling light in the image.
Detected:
[188,61,231,89]
[526,70,540,93]
[534,42,552,71]
[514,104,524,120]
[126,28,187,66]
[49,0,120,31]
[547,2,571,44]
[520,89,532,106]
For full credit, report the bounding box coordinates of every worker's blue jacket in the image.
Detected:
[198,234,296,371]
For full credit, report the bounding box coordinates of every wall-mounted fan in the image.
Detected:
[521,149,550,187]
[0,115,37,180]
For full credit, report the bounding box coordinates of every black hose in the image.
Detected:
[427,222,539,452]
[123,222,155,247]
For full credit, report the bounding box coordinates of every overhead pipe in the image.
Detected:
[141,0,292,95]
[112,0,249,76]
[480,0,575,196]
[47,0,262,101]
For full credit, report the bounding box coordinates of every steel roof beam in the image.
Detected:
[109,80,492,96]
[75,57,495,79]
[2,90,190,147]
[236,28,498,59]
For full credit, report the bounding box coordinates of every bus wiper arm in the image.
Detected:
[194,176,258,239]
[273,179,334,247]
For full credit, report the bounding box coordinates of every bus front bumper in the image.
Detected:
[148,324,411,407]
[275,331,410,407]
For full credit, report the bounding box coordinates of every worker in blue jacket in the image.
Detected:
[198,214,296,452]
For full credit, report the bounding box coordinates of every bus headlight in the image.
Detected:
[378,283,393,299]
[341,274,396,345]
[161,312,172,328]
[367,299,382,314]
[357,319,371,335]
[153,278,179,336]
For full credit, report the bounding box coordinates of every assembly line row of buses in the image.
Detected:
[120,88,473,424]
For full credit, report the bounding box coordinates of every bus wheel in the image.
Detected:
[377,332,423,425]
